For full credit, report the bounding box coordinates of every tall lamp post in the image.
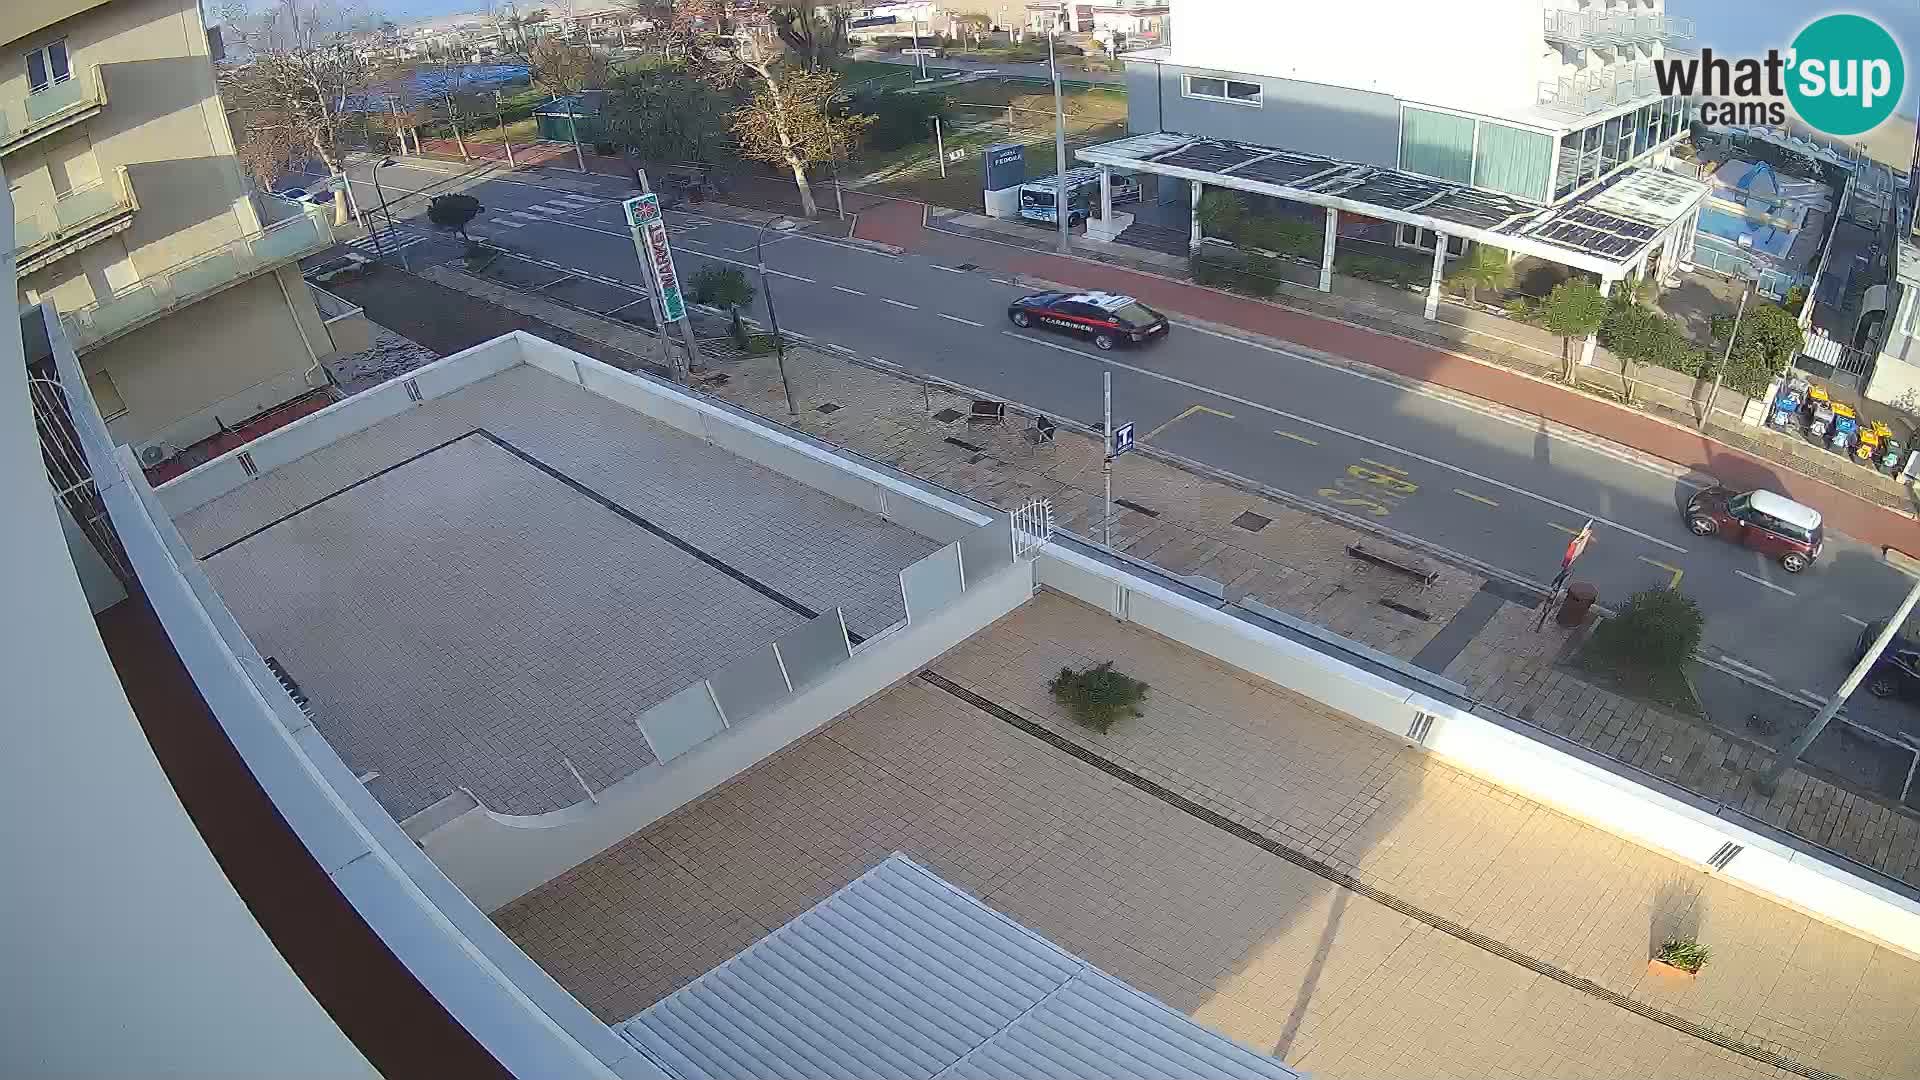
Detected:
[370,157,407,271]
[1699,271,1755,430]
[1047,26,1070,255]
[756,216,803,416]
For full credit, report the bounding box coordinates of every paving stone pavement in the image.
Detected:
[498,594,1920,1080]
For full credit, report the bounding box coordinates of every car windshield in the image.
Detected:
[1111,302,1158,326]
[1727,492,1752,517]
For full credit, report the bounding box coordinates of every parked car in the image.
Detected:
[1855,620,1920,699]
[1682,487,1824,572]
[271,186,334,206]
[1006,291,1169,351]
[303,253,374,285]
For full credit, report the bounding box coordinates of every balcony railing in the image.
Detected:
[61,207,335,352]
[0,68,107,156]
[13,166,138,271]
[1538,61,1664,116]
[1543,10,1692,47]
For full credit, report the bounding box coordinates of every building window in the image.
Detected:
[26,40,70,93]
[1182,74,1261,107]
[1399,107,1475,184]
[1398,225,1468,257]
[85,369,127,422]
[1473,121,1552,203]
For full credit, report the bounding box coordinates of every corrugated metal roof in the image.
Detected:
[619,855,1304,1080]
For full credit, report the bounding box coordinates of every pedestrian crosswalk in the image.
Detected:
[492,192,607,229]
[345,224,430,254]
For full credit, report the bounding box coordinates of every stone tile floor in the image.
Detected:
[498,592,1920,1080]
[177,364,938,817]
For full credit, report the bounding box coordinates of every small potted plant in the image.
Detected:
[1048,661,1148,735]
[1650,938,1709,981]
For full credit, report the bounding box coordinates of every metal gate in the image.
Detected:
[28,361,134,589]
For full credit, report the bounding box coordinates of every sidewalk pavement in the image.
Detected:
[344,260,1920,892]
[850,198,1920,557]
[499,590,1920,1080]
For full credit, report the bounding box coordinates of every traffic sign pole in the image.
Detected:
[1103,370,1113,547]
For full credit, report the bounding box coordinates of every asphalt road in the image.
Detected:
[304,159,1920,735]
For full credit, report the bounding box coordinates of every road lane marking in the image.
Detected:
[882,298,918,309]
[991,277,1016,285]
[1172,319,1703,488]
[938,312,985,327]
[823,342,855,355]
[1547,522,1580,535]
[1454,489,1499,507]
[679,238,708,248]
[931,264,967,273]
[998,331,1688,554]
[1144,404,1235,442]
[1360,457,1407,475]
[1842,613,1870,628]
[1717,655,1776,681]
[1734,569,1797,596]
[1273,429,1319,446]
[604,296,652,316]
[1637,556,1684,590]
[833,285,866,295]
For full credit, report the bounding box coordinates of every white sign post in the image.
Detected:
[624,187,702,382]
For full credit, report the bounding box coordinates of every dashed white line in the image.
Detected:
[823,343,856,355]
[1002,330,1690,556]
[833,285,867,295]
[990,278,1016,285]
[1841,613,1871,629]
[1716,655,1775,681]
[1733,569,1797,596]
[938,313,985,327]
[882,298,918,309]
[931,264,967,274]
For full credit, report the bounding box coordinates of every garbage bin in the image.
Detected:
[1557,582,1597,627]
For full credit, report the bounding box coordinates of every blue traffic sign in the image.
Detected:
[1110,422,1135,458]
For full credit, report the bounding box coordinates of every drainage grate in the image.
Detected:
[916,669,1847,1080]
[945,436,986,453]
[1379,599,1432,621]
[1231,510,1272,532]
[1406,710,1436,745]
[932,408,964,423]
[1114,497,1159,518]
[1707,842,1743,871]
[816,402,841,414]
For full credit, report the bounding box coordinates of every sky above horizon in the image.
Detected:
[362,0,1920,114]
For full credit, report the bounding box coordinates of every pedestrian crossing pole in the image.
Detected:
[1103,370,1113,547]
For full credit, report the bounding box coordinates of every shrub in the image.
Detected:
[1655,938,1710,973]
[1336,253,1424,288]
[1504,297,1540,324]
[1196,189,1246,240]
[1049,661,1148,734]
[1601,302,1702,376]
[1589,587,1703,672]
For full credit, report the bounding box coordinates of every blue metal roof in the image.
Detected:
[618,854,1305,1080]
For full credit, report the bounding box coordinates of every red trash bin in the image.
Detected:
[1557,582,1598,627]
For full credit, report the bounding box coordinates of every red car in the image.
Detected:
[1684,487,1823,572]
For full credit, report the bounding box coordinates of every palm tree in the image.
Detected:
[1446,243,1514,305]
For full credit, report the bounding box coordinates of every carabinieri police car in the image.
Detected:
[1005,291,1170,351]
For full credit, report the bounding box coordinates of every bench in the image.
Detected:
[968,399,1007,426]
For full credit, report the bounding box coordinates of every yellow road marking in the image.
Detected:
[1453,488,1499,507]
[1144,404,1235,442]
[1638,556,1684,590]
[1548,522,1581,536]
[1272,429,1319,446]
[1360,457,1408,475]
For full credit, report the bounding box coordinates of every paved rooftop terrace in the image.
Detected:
[176,364,938,816]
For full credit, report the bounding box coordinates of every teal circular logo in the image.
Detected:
[1787,14,1904,137]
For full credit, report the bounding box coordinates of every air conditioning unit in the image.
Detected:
[139,444,169,466]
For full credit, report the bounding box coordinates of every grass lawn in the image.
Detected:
[853,120,1126,213]
[465,118,539,145]
[836,60,953,90]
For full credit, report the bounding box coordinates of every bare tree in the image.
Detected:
[768,2,848,72]
[219,0,385,225]
[527,37,609,170]
[727,62,871,218]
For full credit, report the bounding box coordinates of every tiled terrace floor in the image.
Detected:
[175,365,938,816]
[498,592,1920,1080]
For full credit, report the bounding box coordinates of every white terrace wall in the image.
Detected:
[1037,544,1920,961]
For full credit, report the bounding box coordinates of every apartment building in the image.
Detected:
[3,0,339,465]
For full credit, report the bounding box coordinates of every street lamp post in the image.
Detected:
[1048,28,1070,255]
[1700,274,1754,430]
[371,158,407,271]
[756,216,801,416]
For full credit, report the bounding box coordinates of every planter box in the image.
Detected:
[1647,957,1700,983]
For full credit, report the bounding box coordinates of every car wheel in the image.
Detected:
[1093,333,1116,351]
[1780,551,1809,573]
[1010,310,1031,328]
[1870,673,1899,698]
[1686,516,1717,536]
